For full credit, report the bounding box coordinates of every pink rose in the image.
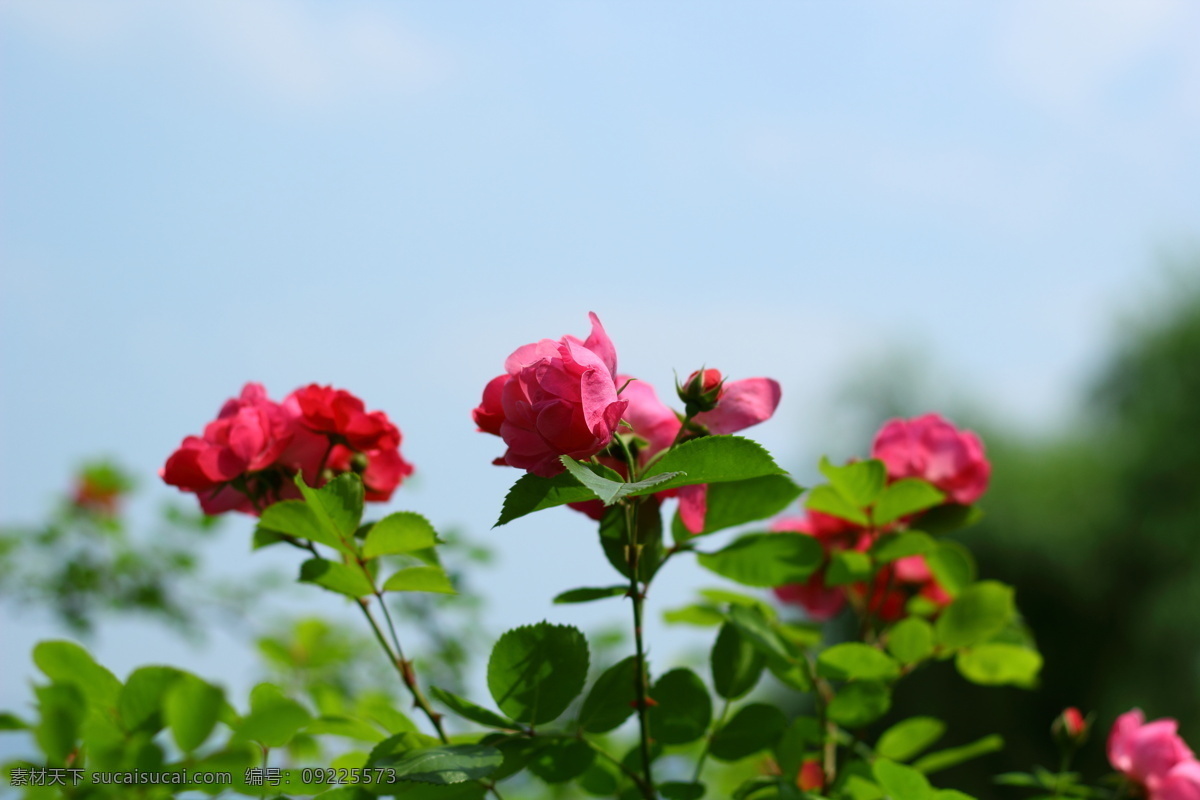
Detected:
[770,512,862,620]
[1109,709,1195,792]
[474,313,628,478]
[161,383,296,514]
[871,413,990,504]
[1158,761,1200,800]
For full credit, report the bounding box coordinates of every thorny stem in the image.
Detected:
[624,498,656,800]
[803,653,839,786]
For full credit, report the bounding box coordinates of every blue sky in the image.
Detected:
[3,0,1200,730]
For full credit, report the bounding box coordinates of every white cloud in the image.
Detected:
[0,0,453,106]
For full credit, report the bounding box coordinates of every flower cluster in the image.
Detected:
[773,413,989,621]
[1109,710,1200,800]
[473,313,782,531]
[161,383,412,514]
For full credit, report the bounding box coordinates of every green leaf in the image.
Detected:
[34,684,85,763]
[873,759,933,800]
[726,604,811,691]
[300,558,375,598]
[917,504,984,535]
[805,484,869,525]
[495,470,605,527]
[367,730,442,766]
[664,604,725,626]
[164,674,224,752]
[579,759,621,795]
[528,738,595,783]
[296,472,364,549]
[33,640,122,710]
[377,745,503,784]
[579,656,638,733]
[710,704,788,762]
[639,435,789,492]
[876,717,946,762]
[661,782,707,800]
[648,668,712,745]
[305,715,387,742]
[383,566,456,594]
[119,666,184,734]
[912,735,1004,774]
[560,455,682,505]
[873,479,945,526]
[872,532,937,564]
[553,585,627,604]
[935,582,1015,649]
[364,512,438,558]
[428,687,513,730]
[598,500,665,582]
[817,643,901,682]
[887,618,936,665]
[712,622,767,700]
[828,682,891,727]
[826,550,873,586]
[925,543,976,597]
[235,684,312,747]
[697,532,823,588]
[0,712,29,730]
[933,791,978,800]
[956,645,1042,687]
[820,457,886,507]
[699,588,780,618]
[687,475,805,536]
[258,501,350,555]
[487,623,589,725]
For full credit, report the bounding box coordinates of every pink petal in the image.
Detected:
[678,484,708,534]
[692,377,781,435]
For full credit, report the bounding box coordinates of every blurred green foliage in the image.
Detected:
[838,273,1200,797]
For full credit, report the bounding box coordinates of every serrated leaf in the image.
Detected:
[377,745,503,784]
[956,645,1042,687]
[364,512,438,558]
[487,623,589,725]
[873,479,945,526]
[300,558,375,598]
[638,436,789,493]
[663,604,725,626]
[710,704,787,761]
[935,582,1015,649]
[805,484,869,525]
[33,640,122,710]
[876,717,946,762]
[918,504,984,535]
[165,674,224,752]
[383,566,455,594]
[817,643,900,682]
[726,604,810,691]
[579,656,639,733]
[712,622,767,700]
[295,472,364,549]
[429,687,514,730]
[872,532,937,564]
[697,532,823,587]
[912,735,1004,774]
[874,759,933,800]
[258,501,350,555]
[826,550,873,586]
[887,618,936,665]
[820,457,886,507]
[688,475,805,536]
[34,683,85,763]
[553,585,627,604]
[0,712,29,730]
[560,455,681,505]
[648,668,712,745]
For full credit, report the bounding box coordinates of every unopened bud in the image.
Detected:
[797,759,825,793]
[350,452,370,474]
[1052,707,1089,750]
[677,368,725,416]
